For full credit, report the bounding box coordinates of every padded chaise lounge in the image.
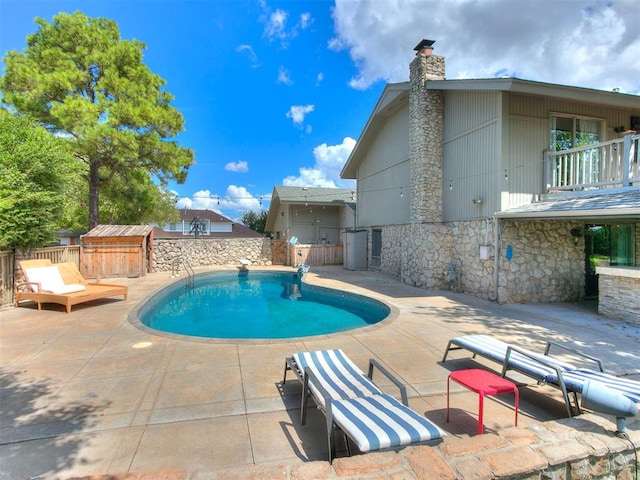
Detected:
[16,259,128,313]
[442,334,640,416]
[283,349,444,461]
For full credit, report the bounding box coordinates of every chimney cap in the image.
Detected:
[414,39,435,52]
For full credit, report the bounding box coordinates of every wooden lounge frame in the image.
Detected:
[15,259,128,313]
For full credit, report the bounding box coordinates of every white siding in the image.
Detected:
[506,116,548,207]
[357,104,410,227]
[503,93,640,208]
[442,91,500,221]
[289,205,342,244]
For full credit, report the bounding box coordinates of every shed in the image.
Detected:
[80,225,154,278]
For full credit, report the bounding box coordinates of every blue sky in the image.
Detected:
[2,0,639,220]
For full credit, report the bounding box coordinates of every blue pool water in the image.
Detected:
[139,271,389,339]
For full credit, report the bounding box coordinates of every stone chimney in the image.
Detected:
[409,39,445,223]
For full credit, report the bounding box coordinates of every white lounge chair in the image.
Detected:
[442,334,640,416]
[16,259,128,313]
[283,349,444,461]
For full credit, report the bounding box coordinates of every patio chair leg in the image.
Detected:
[301,374,310,425]
[442,341,453,362]
[343,430,351,457]
[572,392,581,415]
[327,415,336,462]
[282,361,289,384]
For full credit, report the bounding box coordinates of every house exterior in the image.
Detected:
[265,186,356,244]
[265,186,357,266]
[341,39,640,323]
[153,208,262,239]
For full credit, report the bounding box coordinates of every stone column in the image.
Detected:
[409,50,445,223]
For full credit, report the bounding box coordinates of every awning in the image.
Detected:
[496,188,640,220]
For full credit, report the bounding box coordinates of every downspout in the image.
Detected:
[492,215,501,302]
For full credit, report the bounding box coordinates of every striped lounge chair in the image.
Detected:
[442,334,640,417]
[283,349,444,461]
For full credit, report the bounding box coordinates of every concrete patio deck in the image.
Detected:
[1,266,638,479]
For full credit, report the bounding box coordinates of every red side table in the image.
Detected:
[447,368,519,435]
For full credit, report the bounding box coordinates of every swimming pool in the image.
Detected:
[137,271,390,339]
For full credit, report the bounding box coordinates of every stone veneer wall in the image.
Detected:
[409,52,445,223]
[375,219,586,303]
[152,238,272,271]
[598,274,640,325]
[497,220,585,303]
[636,222,640,266]
[377,223,453,290]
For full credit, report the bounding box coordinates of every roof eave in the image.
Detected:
[341,83,410,179]
[426,78,640,109]
[496,208,640,220]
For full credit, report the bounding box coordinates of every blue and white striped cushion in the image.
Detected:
[293,350,381,406]
[547,369,640,403]
[331,393,444,452]
[450,335,576,380]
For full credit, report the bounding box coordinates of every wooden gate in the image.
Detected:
[271,240,287,265]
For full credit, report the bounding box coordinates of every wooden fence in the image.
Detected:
[0,246,81,308]
[0,251,13,306]
[290,244,343,266]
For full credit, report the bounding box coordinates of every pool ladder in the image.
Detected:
[171,256,195,289]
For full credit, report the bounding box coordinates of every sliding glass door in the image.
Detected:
[584,224,635,298]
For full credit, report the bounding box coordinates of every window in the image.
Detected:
[585,224,635,297]
[550,114,603,151]
[587,224,635,267]
[550,114,605,187]
[371,229,382,268]
[183,218,210,235]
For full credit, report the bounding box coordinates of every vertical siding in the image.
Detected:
[507,116,549,206]
[442,91,500,221]
[509,93,640,142]
[357,105,411,227]
[503,93,640,208]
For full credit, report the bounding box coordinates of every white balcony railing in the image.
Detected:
[544,132,639,192]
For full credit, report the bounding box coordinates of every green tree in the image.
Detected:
[239,210,269,235]
[0,110,79,250]
[0,11,193,230]
[99,168,179,225]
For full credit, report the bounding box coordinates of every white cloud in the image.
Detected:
[223,185,265,211]
[225,161,249,173]
[330,0,640,93]
[176,186,270,215]
[259,2,313,47]
[176,190,219,211]
[316,72,324,85]
[265,8,288,40]
[283,137,357,188]
[235,44,260,68]
[286,104,314,128]
[299,12,312,30]
[277,66,293,85]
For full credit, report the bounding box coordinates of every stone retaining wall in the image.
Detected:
[80,414,638,479]
[376,219,586,304]
[152,238,272,271]
[213,414,639,479]
[598,274,640,325]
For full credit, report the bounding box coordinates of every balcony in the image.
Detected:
[544,132,639,193]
